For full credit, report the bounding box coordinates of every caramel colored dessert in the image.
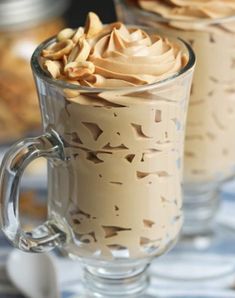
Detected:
[41,12,190,259]
[132,0,235,184]
[138,0,235,22]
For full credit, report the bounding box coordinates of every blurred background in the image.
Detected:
[65,0,116,26]
[0,0,116,225]
[0,0,116,146]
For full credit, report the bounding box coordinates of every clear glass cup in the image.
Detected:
[114,0,235,235]
[0,33,195,296]
[114,0,235,286]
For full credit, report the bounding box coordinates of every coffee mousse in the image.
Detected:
[41,12,191,259]
[133,0,235,184]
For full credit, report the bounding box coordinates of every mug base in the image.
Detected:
[83,262,149,297]
[150,223,235,289]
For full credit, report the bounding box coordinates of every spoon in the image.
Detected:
[6,249,61,298]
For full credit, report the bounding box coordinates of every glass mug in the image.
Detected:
[114,0,235,236]
[0,34,195,296]
[114,1,235,287]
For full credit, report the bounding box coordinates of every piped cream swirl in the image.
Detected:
[138,0,235,19]
[41,12,187,87]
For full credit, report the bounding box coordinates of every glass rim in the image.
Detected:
[118,0,235,26]
[31,30,195,93]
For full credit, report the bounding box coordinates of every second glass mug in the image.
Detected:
[0,33,195,296]
[114,0,235,286]
[114,0,235,236]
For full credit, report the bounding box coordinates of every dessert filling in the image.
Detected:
[40,12,191,259]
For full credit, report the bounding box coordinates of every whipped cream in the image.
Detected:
[42,12,187,87]
[138,0,235,31]
[138,0,235,19]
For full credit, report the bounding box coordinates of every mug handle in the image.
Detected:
[0,130,66,253]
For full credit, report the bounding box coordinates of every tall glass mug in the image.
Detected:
[114,0,235,285]
[115,0,235,235]
[0,34,194,296]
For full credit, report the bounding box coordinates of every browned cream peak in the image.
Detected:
[41,12,187,87]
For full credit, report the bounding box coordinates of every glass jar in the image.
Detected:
[0,0,68,144]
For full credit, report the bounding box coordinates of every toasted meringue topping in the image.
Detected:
[41,12,187,87]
